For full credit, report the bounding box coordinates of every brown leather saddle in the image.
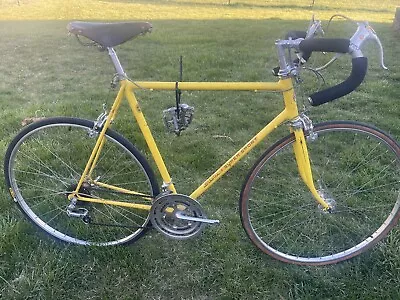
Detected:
[67,21,152,48]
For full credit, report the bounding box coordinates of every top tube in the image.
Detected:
[125,80,289,92]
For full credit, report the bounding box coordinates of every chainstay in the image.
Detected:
[88,187,155,199]
[84,218,152,229]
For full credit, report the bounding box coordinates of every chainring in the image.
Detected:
[150,194,206,240]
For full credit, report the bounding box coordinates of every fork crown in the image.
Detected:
[290,113,318,141]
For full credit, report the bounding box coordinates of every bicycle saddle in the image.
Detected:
[67,21,152,48]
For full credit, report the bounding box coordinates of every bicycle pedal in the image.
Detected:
[175,211,220,225]
[66,207,89,218]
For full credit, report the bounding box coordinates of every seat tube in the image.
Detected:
[124,85,176,193]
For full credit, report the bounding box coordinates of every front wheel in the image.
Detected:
[240,121,400,265]
[4,117,159,246]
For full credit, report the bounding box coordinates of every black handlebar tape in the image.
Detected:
[309,57,368,106]
[299,38,350,54]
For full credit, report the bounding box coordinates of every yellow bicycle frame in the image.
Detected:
[70,78,330,211]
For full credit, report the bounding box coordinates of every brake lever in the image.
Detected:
[306,15,324,39]
[314,20,388,72]
[370,28,388,70]
[350,21,388,70]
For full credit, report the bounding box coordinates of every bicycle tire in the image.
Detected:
[240,121,400,265]
[4,117,159,246]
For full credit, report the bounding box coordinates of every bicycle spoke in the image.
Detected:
[241,122,400,265]
[5,118,158,245]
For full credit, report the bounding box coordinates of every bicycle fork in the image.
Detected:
[291,117,331,211]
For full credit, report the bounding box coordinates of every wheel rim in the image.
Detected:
[242,123,400,264]
[7,120,155,245]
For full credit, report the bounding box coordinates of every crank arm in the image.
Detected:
[175,211,220,225]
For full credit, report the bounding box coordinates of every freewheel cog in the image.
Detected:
[150,194,206,240]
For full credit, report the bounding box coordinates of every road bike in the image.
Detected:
[4,15,399,265]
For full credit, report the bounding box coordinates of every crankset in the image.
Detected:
[150,194,219,240]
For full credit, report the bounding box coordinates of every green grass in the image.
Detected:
[0,0,397,22]
[0,0,400,299]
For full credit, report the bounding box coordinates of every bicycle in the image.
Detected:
[4,16,399,265]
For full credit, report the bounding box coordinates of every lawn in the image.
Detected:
[0,0,399,299]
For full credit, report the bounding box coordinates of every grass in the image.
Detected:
[0,0,397,22]
[0,0,400,299]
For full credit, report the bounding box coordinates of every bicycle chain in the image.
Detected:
[83,215,152,229]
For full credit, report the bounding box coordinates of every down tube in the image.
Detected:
[190,110,290,200]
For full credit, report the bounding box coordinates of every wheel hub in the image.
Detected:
[317,189,337,213]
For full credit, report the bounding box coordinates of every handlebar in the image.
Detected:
[308,57,368,106]
[298,38,368,106]
[274,15,387,106]
[297,38,368,106]
[298,38,349,54]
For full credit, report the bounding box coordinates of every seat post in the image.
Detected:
[107,47,126,78]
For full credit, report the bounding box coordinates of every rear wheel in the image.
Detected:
[240,121,400,265]
[4,117,159,246]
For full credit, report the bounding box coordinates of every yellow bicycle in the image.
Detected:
[4,16,399,265]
